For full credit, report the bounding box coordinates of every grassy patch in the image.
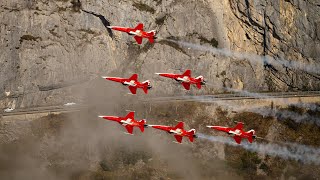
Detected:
[158,37,188,55]
[198,36,219,47]
[155,14,167,25]
[153,0,162,5]
[71,0,81,12]
[240,152,261,172]
[133,2,155,14]
[19,35,42,44]
[259,162,270,173]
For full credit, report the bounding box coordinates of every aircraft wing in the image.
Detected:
[174,122,184,129]
[174,135,183,143]
[125,111,135,119]
[233,136,242,144]
[134,36,143,44]
[182,82,190,90]
[134,23,144,31]
[125,125,134,134]
[182,69,191,77]
[129,86,137,94]
[129,74,138,81]
[233,122,244,130]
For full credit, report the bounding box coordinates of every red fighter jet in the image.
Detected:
[149,121,197,143]
[207,122,256,144]
[155,69,206,90]
[102,74,152,94]
[98,111,147,134]
[107,23,156,44]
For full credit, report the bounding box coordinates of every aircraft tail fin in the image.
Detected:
[148,30,156,36]
[187,129,196,142]
[196,82,202,89]
[142,86,148,94]
[246,130,255,143]
[138,119,147,132]
[195,76,204,89]
[148,30,156,43]
[246,129,255,135]
[188,129,196,135]
[142,80,151,94]
[188,136,194,142]
[195,75,204,82]
[142,80,150,85]
[134,23,144,31]
[148,38,154,43]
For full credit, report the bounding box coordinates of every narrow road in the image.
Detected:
[1,91,320,116]
[141,91,320,102]
[1,105,88,117]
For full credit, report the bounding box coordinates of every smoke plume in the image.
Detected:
[198,133,320,165]
[169,40,320,75]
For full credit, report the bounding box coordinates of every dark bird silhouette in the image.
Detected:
[82,9,114,38]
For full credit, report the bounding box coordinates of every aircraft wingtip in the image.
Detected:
[125,110,135,112]
[206,126,214,128]
[101,76,109,79]
[98,116,105,118]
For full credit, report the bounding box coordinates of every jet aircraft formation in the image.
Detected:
[93,22,258,144]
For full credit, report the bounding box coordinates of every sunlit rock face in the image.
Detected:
[0,0,319,108]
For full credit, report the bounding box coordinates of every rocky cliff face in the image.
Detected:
[1,1,320,178]
[228,0,320,91]
[1,0,319,109]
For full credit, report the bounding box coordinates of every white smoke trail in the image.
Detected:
[291,102,320,112]
[197,133,320,165]
[149,95,320,125]
[169,40,320,74]
[206,83,320,118]
[205,83,271,99]
[224,87,271,99]
[250,107,320,126]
